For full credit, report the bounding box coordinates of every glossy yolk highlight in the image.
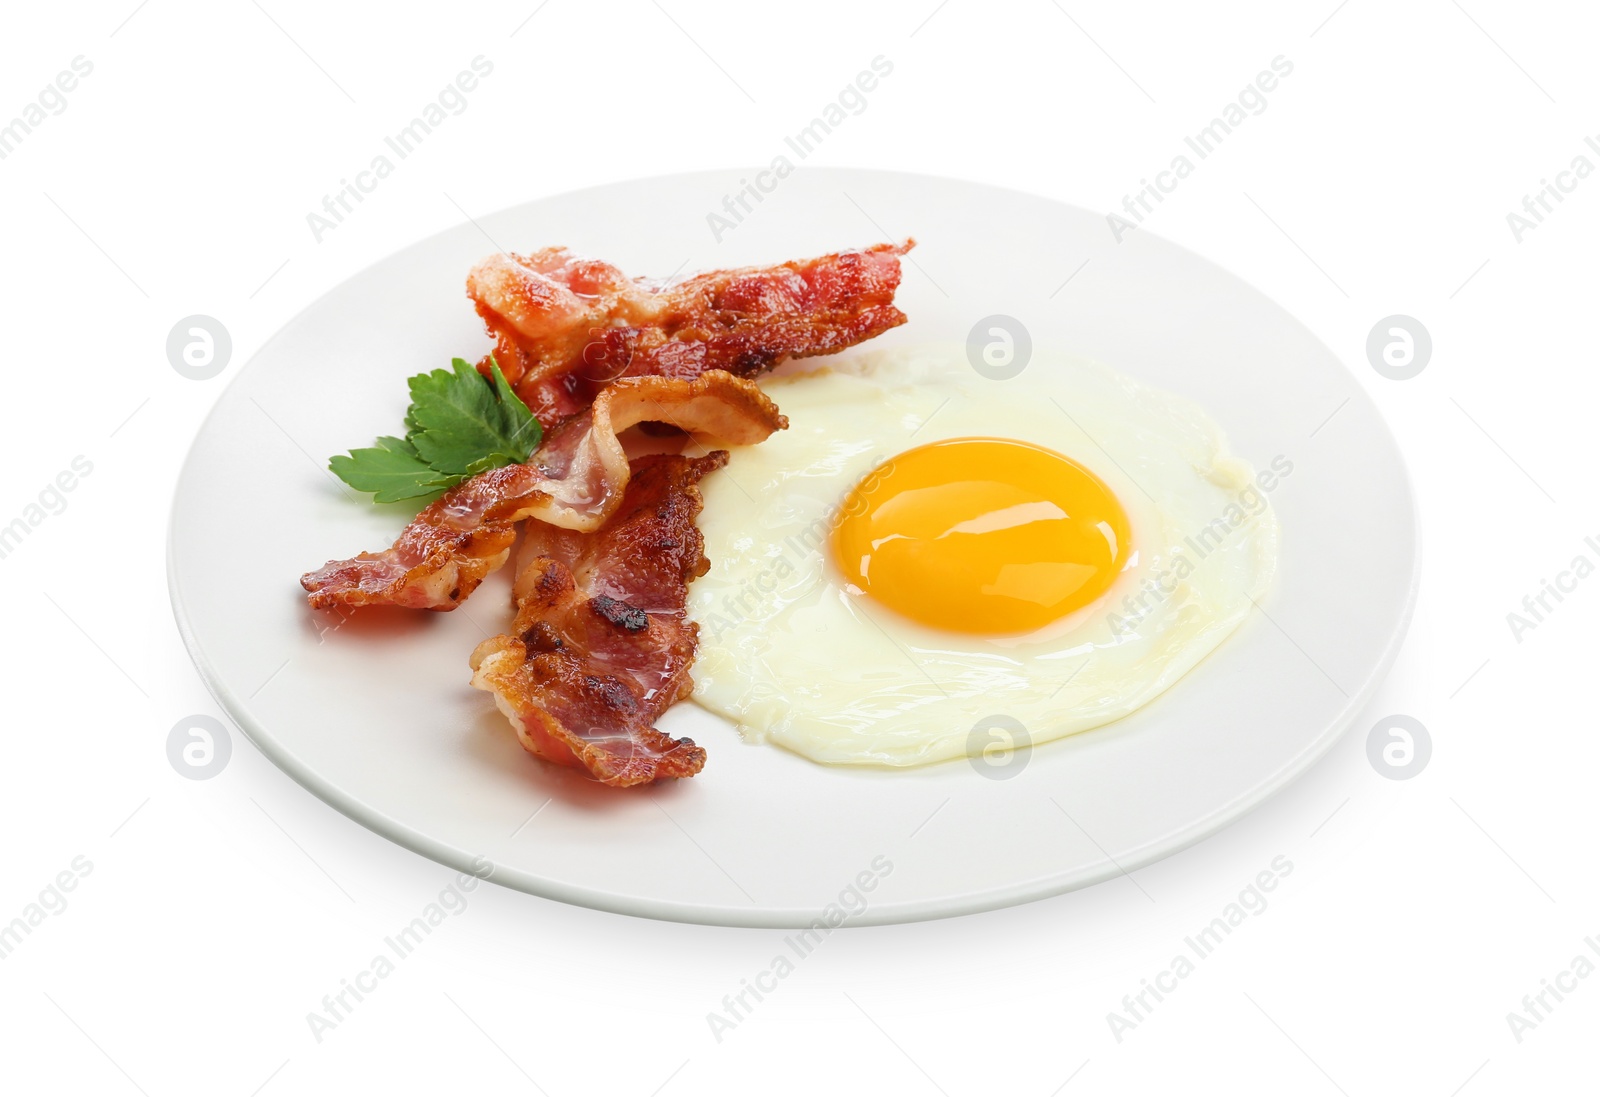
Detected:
[831,438,1132,635]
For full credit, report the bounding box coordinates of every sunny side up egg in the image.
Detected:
[685,346,1281,768]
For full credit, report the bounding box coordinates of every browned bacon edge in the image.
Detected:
[468,452,726,786]
[469,240,913,428]
[301,372,785,612]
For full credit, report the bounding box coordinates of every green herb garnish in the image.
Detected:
[330,357,542,503]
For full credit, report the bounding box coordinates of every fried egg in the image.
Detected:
[685,346,1281,767]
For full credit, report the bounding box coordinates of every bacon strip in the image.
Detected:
[301,372,785,611]
[469,452,725,786]
[468,240,912,427]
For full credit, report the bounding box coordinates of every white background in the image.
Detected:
[2,1,1594,1093]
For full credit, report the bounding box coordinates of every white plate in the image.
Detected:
[169,169,1417,927]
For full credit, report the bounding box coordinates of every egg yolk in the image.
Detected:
[831,437,1132,635]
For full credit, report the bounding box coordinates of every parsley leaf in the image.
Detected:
[329,357,543,503]
[407,358,541,475]
[329,436,453,503]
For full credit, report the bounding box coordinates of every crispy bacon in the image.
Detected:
[301,372,785,611]
[468,240,912,427]
[468,452,726,786]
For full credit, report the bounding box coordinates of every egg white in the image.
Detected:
[685,345,1280,767]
